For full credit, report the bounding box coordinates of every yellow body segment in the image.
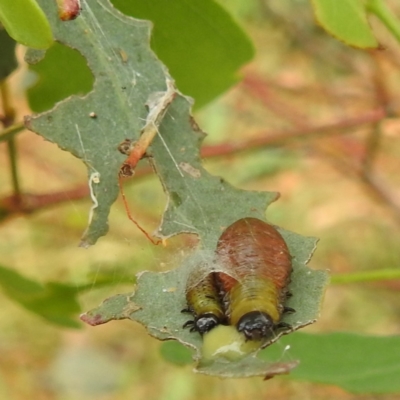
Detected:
[186,273,224,321]
[216,218,293,338]
[227,276,281,327]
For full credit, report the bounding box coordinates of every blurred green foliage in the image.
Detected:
[0,0,53,48]
[0,28,17,81]
[27,43,94,113]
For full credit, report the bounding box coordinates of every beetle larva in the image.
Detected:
[215,217,293,340]
[183,267,226,335]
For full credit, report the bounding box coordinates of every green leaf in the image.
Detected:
[25,0,173,246]
[311,0,378,48]
[0,27,17,81]
[366,0,400,43]
[260,332,400,393]
[0,265,81,328]
[111,0,254,108]
[160,341,193,366]
[0,0,53,49]
[27,42,94,112]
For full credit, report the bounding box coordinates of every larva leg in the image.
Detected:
[283,306,295,314]
[275,321,292,330]
[183,320,195,329]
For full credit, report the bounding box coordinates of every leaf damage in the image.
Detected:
[82,243,329,378]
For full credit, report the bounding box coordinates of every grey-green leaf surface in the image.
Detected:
[82,248,329,378]
[260,332,400,393]
[111,0,254,108]
[0,28,17,81]
[25,0,170,246]
[310,0,378,48]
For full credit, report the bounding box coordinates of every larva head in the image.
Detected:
[237,311,274,340]
[194,313,220,335]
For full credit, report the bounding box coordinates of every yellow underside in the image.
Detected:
[227,277,281,326]
[186,277,224,319]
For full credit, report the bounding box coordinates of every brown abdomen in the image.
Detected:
[215,218,292,325]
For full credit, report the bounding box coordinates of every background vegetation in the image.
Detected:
[1,0,400,398]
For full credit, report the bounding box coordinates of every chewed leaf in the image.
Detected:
[25,0,173,246]
[24,0,255,246]
[148,95,279,248]
[26,0,330,379]
[80,293,140,326]
[82,236,329,378]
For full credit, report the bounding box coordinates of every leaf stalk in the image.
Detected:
[331,269,400,284]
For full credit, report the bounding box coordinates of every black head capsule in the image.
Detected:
[237,311,274,341]
[183,312,221,334]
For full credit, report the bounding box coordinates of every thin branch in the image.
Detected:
[358,171,400,224]
[0,80,15,126]
[1,80,21,200]
[7,140,21,199]
[0,122,25,142]
[0,108,387,220]
[361,52,392,174]
[0,165,152,222]
[362,122,382,175]
[202,108,386,158]
[315,144,400,225]
[241,75,310,129]
[0,186,89,221]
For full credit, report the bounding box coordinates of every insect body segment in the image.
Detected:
[216,217,293,340]
[227,276,281,326]
[183,272,225,335]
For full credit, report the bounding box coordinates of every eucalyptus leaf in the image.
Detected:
[0,0,53,49]
[25,0,170,246]
[0,265,81,328]
[24,0,329,377]
[260,332,400,393]
[159,341,193,366]
[111,0,254,108]
[310,0,378,48]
